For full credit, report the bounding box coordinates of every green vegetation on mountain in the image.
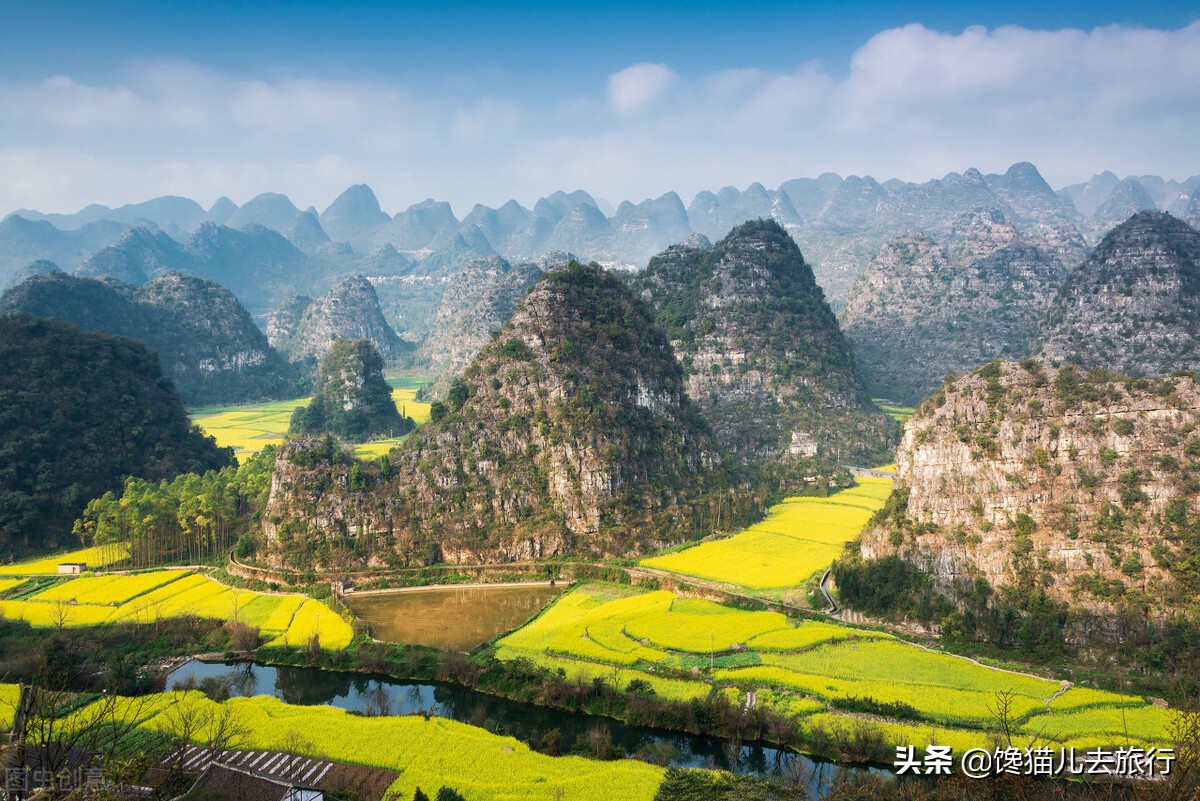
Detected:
[264,262,744,570]
[635,220,896,483]
[0,314,232,556]
[74,447,276,567]
[290,339,414,442]
[839,361,1200,687]
[0,270,304,405]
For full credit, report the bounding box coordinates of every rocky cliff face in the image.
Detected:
[0,270,301,405]
[634,220,895,474]
[133,273,303,403]
[860,361,1200,614]
[841,210,1072,404]
[263,262,723,569]
[266,275,408,364]
[1040,212,1200,377]
[420,256,545,396]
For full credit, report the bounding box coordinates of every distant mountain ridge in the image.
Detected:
[4,164,1197,351]
[11,162,1194,304]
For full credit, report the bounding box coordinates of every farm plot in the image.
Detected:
[0,544,130,576]
[190,398,306,455]
[31,570,191,605]
[0,578,27,595]
[495,585,1172,749]
[874,400,915,423]
[121,690,665,801]
[191,375,432,459]
[265,598,355,650]
[641,477,893,591]
[0,563,351,650]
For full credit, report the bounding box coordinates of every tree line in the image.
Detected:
[72,447,275,567]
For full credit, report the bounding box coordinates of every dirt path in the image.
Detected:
[344,580,558,597]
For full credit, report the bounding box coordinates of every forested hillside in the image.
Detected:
[0,314,232,556]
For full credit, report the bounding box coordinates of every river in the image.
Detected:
[168,658,888,797]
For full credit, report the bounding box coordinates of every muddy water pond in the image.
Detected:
[342,583,565,651]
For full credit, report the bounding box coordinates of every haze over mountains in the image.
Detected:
[5,163,1199,328]
[4,162,1200,419]
[0,271,304,405]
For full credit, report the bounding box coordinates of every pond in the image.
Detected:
[168,659,889,797]
[341,583,565,651]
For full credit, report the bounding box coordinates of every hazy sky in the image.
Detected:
[1,1,1198,217]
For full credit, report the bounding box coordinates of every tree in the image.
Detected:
[159,699,249,784]
[2,685,155,797]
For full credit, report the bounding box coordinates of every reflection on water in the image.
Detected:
[342,584,565,651]
[168,659,888,797]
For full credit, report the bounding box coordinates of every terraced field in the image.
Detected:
[641,478,893,595]
[192,374,432,458]
[0,564,352,650]
[495,585,1172,750]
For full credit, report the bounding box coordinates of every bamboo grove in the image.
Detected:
[71,447,276,567]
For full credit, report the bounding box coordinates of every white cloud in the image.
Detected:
[606,63,679,116]
[0,22,1198,217]
[451,98,520,144]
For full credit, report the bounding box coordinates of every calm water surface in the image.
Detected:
[342,583,565,651]
[168,659,889,797]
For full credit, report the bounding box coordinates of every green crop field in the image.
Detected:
[495,584,1173,750]
[191,374,432,458]
[0,558,352,650]
[873,399,915,423]
[641,477,894,592]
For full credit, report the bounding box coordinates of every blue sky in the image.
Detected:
[1,1,1198,215]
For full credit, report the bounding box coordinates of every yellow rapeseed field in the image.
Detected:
[0,564,352,651]
[8,686,662,801]
[265,599,355,650]
[129,691,667,801]
[0,578,27,595]
[0,544,130,576]
[496,585,1173,749]
[31,570,192,605]
[641,477,894,590]
[191,375,432,458]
